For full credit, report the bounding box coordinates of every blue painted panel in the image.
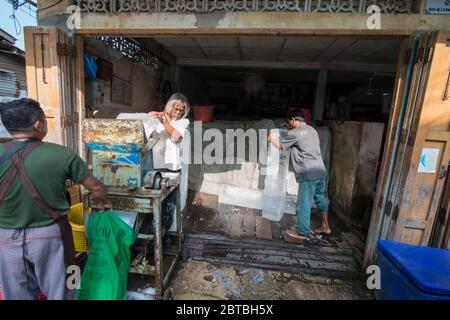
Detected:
[86,143,141,153]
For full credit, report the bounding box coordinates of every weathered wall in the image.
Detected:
[84,38,160,118]
[326,121,384,230]
[179,67,208,106]
[353,123,385,228]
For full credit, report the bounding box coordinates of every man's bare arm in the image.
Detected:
[268,134,282,150]
[79,174,112,211]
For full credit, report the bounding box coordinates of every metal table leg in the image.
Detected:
[152,200,163,298]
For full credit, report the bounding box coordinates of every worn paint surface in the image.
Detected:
[83,119,151,188]
[82,119,145,146]
[92,149,141,188]
[89,194,152,212]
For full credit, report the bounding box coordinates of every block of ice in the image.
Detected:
[262,129,290,222]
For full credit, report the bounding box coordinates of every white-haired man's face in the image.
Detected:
[169,101,186,119]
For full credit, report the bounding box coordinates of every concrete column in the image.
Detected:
[313,68,328,121]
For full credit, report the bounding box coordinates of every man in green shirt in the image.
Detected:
[0,98,111,300]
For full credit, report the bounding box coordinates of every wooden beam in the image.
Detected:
[174,64,181,92]
[176,57,396,73]
[74,13,450,37]
[236,37,243,60]
[276,37,287,62]
[314,38,357,63]
[178,57,321,70]
[192,38,209,59]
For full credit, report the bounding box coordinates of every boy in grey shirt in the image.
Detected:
[268,110,331,240]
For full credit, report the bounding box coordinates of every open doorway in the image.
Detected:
[80,34,404,276]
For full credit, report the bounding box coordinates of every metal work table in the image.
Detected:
[82,118,183,299]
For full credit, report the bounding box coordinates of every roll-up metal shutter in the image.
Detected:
[0,69,17,97]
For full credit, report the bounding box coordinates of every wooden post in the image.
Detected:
[24,27,64,145]
[174,64,181,93]
[313,68,327,121]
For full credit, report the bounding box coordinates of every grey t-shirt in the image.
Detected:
[280,124,327,182]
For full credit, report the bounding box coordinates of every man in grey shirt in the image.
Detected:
[268,110,331,240]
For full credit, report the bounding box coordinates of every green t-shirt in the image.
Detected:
[0,141,90,229]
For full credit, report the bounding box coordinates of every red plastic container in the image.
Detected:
[192,106,214,123]
[300,108,312,125]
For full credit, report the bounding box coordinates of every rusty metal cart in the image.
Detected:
[81,119,183,299]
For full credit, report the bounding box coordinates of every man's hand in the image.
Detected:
[161,112,172,125]
[149,111,164,119]
[79,174,112,212]
[91,199,113,211]
[268,134,282,150]
[149,111,172,124]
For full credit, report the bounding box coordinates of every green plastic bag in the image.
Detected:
[77,211,137,300]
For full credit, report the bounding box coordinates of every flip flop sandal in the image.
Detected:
[305,231,323,241]
[283,229,307,241]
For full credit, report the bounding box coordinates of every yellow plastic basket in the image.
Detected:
[68,203,88,253]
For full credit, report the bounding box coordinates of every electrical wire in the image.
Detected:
[8,0,18,9]
[4,0,37,18]
[16,5,37,18]
[9,10,22,36]
[3,0,37,36]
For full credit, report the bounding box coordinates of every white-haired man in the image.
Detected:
[149,93,190,172]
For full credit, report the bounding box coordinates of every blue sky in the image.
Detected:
[0,0,37,50]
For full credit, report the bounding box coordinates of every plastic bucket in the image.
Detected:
[192,106,214,123]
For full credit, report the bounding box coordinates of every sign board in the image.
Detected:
[424,0,450,14]
[418,148,440,173]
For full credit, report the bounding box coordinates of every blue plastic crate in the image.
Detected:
[376,240,450,300]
